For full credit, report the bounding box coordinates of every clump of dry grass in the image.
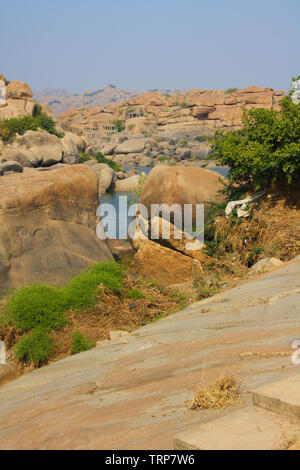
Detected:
[187,375,242,410]
[275,432,298,450]
[214,195,300,266]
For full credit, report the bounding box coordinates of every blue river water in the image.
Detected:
[99,167,229,239]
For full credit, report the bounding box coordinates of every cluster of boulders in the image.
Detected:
[129,166,224,284]
[0,130,90,176]
[0,74,91,176]
[59,86,285,139]
[82,159,143,194]
[0,74,55,120]
[92,134,215,168]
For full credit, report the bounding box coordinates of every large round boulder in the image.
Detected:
[115,174,140,192]
[13,130,63,167]
[115,138,147,154]
[61,134,79,164]
[0,165,112,294]
[5,80,33,100]
[0,146,39,167]
[89,163,115,193]
[139,166,224,223]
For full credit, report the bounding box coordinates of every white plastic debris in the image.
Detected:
[0,341,6,364]
[225,191,266,218]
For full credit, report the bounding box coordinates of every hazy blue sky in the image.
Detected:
[1,0,299,92]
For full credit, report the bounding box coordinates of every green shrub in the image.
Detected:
[70,331,93,355]
[94,152,121,171]
[0,112,64,142]
[78,152,121,171]
[8,285,68,332]
[209,95,300,191]
[64,262,124,309]
[32,103,42,117]
[78,152,93,163]
[125,288,145,300]
[194,135,208,142]
[224,88,238,94]
[15,329,55,366]
[112,119,125,132]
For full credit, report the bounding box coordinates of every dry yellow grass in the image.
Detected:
[187,375,242,410]
[214,194,300,265]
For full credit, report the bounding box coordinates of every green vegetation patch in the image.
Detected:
[15,328,55,367]
[112,119,125,132]
[70,331,93,355]
[79,151,121,171]
[8,285,68,332]
[209,94,300,193]
[0,106,64,142]
[64,261,124,310]
[224,88,238,94]
[125,288,145,300]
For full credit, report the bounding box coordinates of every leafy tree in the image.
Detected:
[209,90,300,192]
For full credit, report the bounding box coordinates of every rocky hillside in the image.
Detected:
[59,86,285,141]
[34,85,185,116]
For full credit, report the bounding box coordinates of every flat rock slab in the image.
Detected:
[252,375,300,420]
[173,406,299,450]
[0,257,299,449]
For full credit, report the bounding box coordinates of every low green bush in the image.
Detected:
[8,285,68,332]
[125,288,145,300]
[78,152,92,163]
[70,331,93,355]
[194,135,208,142]
[6,262,124,332]
[64,262,124,309]
[224,88,238,94]
[0,112,64,142]
[112,119,125,132]
[94,152,121,171]
[15,329,55,366]
[78,152,121,171]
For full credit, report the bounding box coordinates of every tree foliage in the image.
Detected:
[209,93,300,192]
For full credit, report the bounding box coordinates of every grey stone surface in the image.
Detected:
[0,257,299,449]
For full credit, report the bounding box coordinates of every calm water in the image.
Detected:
[100,167,229,239]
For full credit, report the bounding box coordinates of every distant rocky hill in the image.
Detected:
[34,85,185,116]
[59,86,285,140]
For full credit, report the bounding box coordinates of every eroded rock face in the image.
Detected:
[115,138,148,154]
[11,130,79,167]
[114,174,140,192]
[130,237,200,284]
[139,166,224,223]
[89,163,115,193]
[5,81,33,100]
[59,86,285,137]
[0,165,112,295]
[0,79,35,119]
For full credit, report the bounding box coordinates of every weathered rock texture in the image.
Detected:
[59,86,285,138]
[0,256,299,449]
[139,166,224,222]
[0,75,90,169]
[0,165,112,294]
[130,237,201,284]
